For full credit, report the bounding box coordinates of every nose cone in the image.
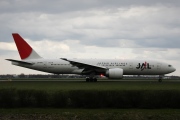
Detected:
[167,64,176,74]
[172,67,176,72]
[169,66,176,73]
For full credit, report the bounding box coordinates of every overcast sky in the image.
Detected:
[0,0,180,76]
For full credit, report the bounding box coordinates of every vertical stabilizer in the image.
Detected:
[12,33,42,60]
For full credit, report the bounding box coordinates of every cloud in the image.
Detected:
[1,0,180,14]
[1,4,180,48]
[0,42,16,51]
[0,0,179,75]
[132,48,180,60]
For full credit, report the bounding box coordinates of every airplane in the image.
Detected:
[6,33,176,82]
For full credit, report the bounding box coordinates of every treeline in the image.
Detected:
[0,89,180,108]
[0,74,85,79]
[1,74,179,79]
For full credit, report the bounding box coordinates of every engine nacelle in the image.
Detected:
[106,68,123,79]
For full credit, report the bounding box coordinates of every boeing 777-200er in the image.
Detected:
[6,33,176,82]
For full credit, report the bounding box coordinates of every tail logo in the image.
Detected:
[12,33,41,60]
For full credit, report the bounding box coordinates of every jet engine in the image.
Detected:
[106,68,123,79]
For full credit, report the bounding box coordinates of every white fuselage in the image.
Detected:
[12,58,176,75]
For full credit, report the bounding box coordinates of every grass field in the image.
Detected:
[0,79,180,120]
[0,109,180,120]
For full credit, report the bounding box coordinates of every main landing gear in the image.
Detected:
[86,77,97,82]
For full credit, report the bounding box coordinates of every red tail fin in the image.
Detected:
[12,33,41,60]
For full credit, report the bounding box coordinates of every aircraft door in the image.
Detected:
[43,61,47,68]
[129,63,133,69]
[157,63,161,70]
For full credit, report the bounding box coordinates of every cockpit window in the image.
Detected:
[168,65,172,67]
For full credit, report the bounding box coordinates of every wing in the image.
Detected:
[61,58,107,74]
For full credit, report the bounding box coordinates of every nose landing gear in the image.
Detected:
[158,75,164,82]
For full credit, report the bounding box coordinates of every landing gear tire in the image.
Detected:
[86,78,97,82]
[158,75,164,83]
[90,79,93,82]
[86,78,90,82]
[94,78,97,82]
[158,78,162,83]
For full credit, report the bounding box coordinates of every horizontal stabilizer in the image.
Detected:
[6,59,34,65]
